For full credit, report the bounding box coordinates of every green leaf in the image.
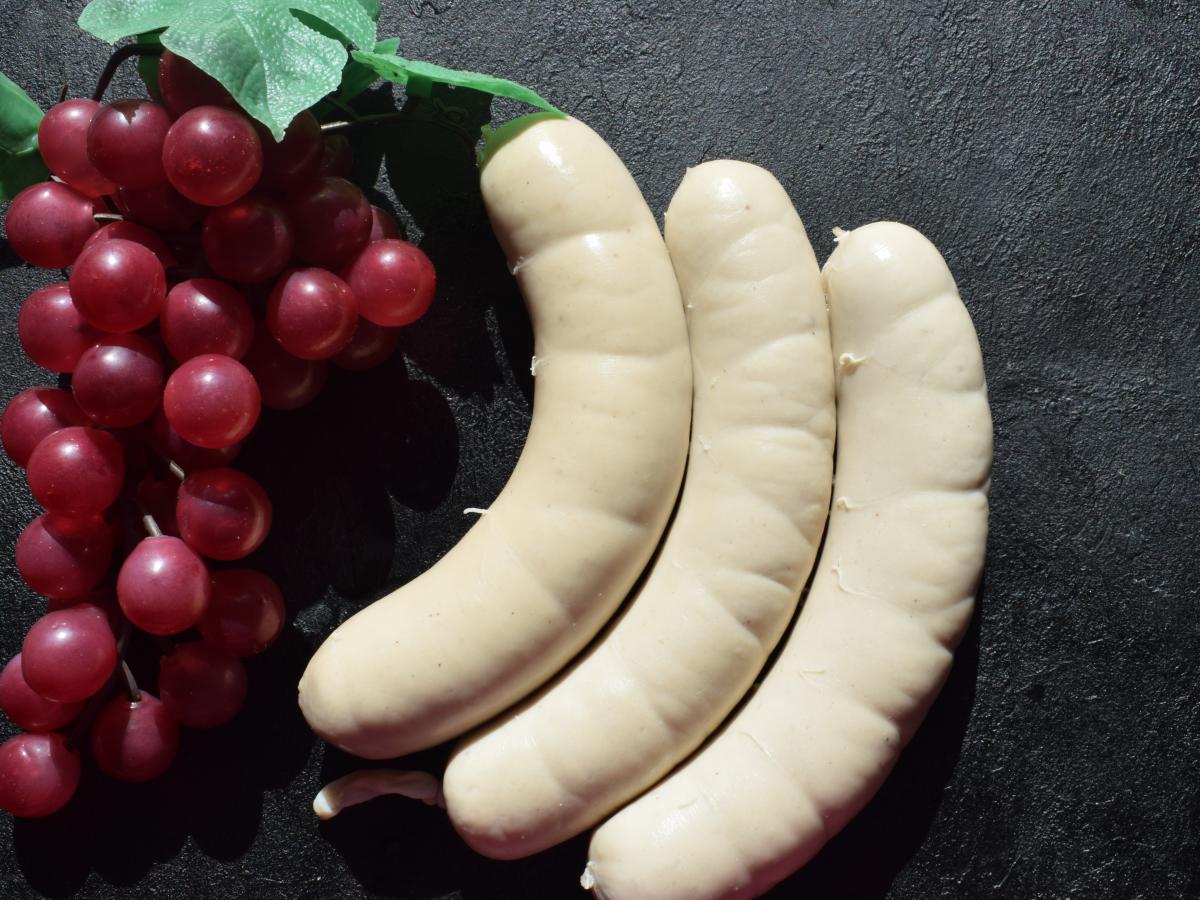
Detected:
[78,0,188,42]
[78,0,378,140]
[0,71,44,156]
[339,38,399,102]
[350,50,563,117]
[0,72,46,201]
[0,149,49,203]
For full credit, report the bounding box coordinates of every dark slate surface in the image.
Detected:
[0,1,1198,897]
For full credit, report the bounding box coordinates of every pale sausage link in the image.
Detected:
[298,115,693,760]
[441,161,835,859]
[584,221,992,900]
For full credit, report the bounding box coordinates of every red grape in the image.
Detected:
[115,182,205,232]
[318,134,353,178]
[72,334,164,428]
[257,111,321,192]
[86,99,171,189]
[16,514,113,600]
[5,181,98,268]
[241,328,328,410]
[163,106,262,206]
[161,278,254,361]
[49,582,121,633]
[369,205,402,241]
[332,318,401,371]
[135,475,180,536]
[286,176,371,267]
[0,655,83,732]
[267,267,358,360]
[90,692,179,782]
[17,283,102,373]
[199,569,284,656]
[118,536,210,634]
[37,99,117,197]
[69,238,166,332]
[22,603,116,702]
[146,408,241,472]
[157,50,235,117]
[27,426,124,516]
[159,642,247,728]
[82,220,176,267]
[1,388,88,467]
[0,732,80,817]
[177,467,271,560]
[163,354,260,448]
[201,193,292,283]
[342,239,436,326]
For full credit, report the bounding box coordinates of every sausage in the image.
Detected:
[442,161,835,858]
[298,114,693,759]
[583,221,992,900]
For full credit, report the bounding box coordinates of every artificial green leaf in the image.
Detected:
[0,72,46,200]
[1,149,49,202]
[350,50,563,116]
[0,72,44,156]
[78,0,187,43]
[339,38,400,102]
[351,0,379,18]
[79,0,378,140]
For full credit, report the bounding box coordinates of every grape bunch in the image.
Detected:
[0,52,436,818]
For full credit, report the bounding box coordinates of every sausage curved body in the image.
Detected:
[298,115,692,759]
[584,221,992,900]
[443,161,835,858]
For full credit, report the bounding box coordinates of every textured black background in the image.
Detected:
[0,1,1198,898]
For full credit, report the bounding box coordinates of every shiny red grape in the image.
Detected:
[342,239,436,327]
[201,193,292,283]
[90,692,179,782]
[37,99,116,197]
[118,536,210,634]
[0,732,80,817]
[17,283,102,373]
[16,514,113,600]
[146,408,241,472]
[1,388,88,467]
[22,603,116,702]
[162,278,254,361]
[0,655,83,732]
[241,328,328,410]
[115,182,205,232]
[69,238,166,332]
[286,176,371,267]
[267,267,358,360]
[317,134,353,178]
[163,106,262,206]
[86,99,171,188]
[159,642,247,728]
[82,220,176,267]
[163,354,260,448]
[26,426,124,516]
[332,318,401,371]
[257,111,321,192]
[5,181,98,268]
[199,569,284,656]
[48,581,122,633]
[177,467,272,560]
[369,205,402,241]
[157,50,235,117]
[72,334,164,428]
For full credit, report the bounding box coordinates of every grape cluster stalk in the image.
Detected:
[0,50,437,817]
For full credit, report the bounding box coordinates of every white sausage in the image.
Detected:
[584,221,992,900]
[442,161,835,858]
[298,115,693,759]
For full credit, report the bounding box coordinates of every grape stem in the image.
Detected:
[320,102,478,151]
[118,660,142,703]
[93,212,125,223]
[92,42,163,103]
